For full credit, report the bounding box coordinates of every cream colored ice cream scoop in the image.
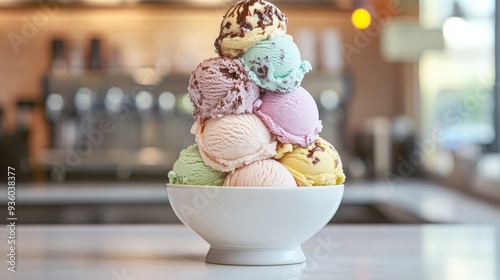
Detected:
[192,114,277,172]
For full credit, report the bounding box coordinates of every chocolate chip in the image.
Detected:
[307,142,324,159]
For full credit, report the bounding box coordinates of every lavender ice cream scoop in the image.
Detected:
[254,86,322,147]
[188,57,260,121]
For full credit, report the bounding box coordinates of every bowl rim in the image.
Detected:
[166,183,344,190]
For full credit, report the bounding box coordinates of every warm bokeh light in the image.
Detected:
[442,17,467,45]
[351,8,371,29]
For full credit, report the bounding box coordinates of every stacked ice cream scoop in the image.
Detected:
[168,0,345,187]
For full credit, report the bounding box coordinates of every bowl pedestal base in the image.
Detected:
[205,246,306,266]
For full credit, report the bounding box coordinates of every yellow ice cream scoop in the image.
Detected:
[275,137,345,186]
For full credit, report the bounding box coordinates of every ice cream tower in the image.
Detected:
[168,0,345,187]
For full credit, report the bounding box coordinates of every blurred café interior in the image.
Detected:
[0,0,499,224]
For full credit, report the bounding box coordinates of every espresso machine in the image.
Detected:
[42,71,193,181]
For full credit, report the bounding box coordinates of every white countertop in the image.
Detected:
[0,224,498,280]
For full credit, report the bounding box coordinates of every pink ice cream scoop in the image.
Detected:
[253,87,322,147]
[223,159,297,187]
[188,57,260,121]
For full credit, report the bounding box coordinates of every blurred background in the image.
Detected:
[0,0,499,224]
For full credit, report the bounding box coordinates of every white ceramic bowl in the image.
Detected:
[166,184,344,266]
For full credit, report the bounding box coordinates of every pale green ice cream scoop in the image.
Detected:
[168,144,227,186]
[240,35,312,93]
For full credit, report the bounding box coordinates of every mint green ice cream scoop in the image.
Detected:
[240,35,312,93]
[168,144,227,186]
